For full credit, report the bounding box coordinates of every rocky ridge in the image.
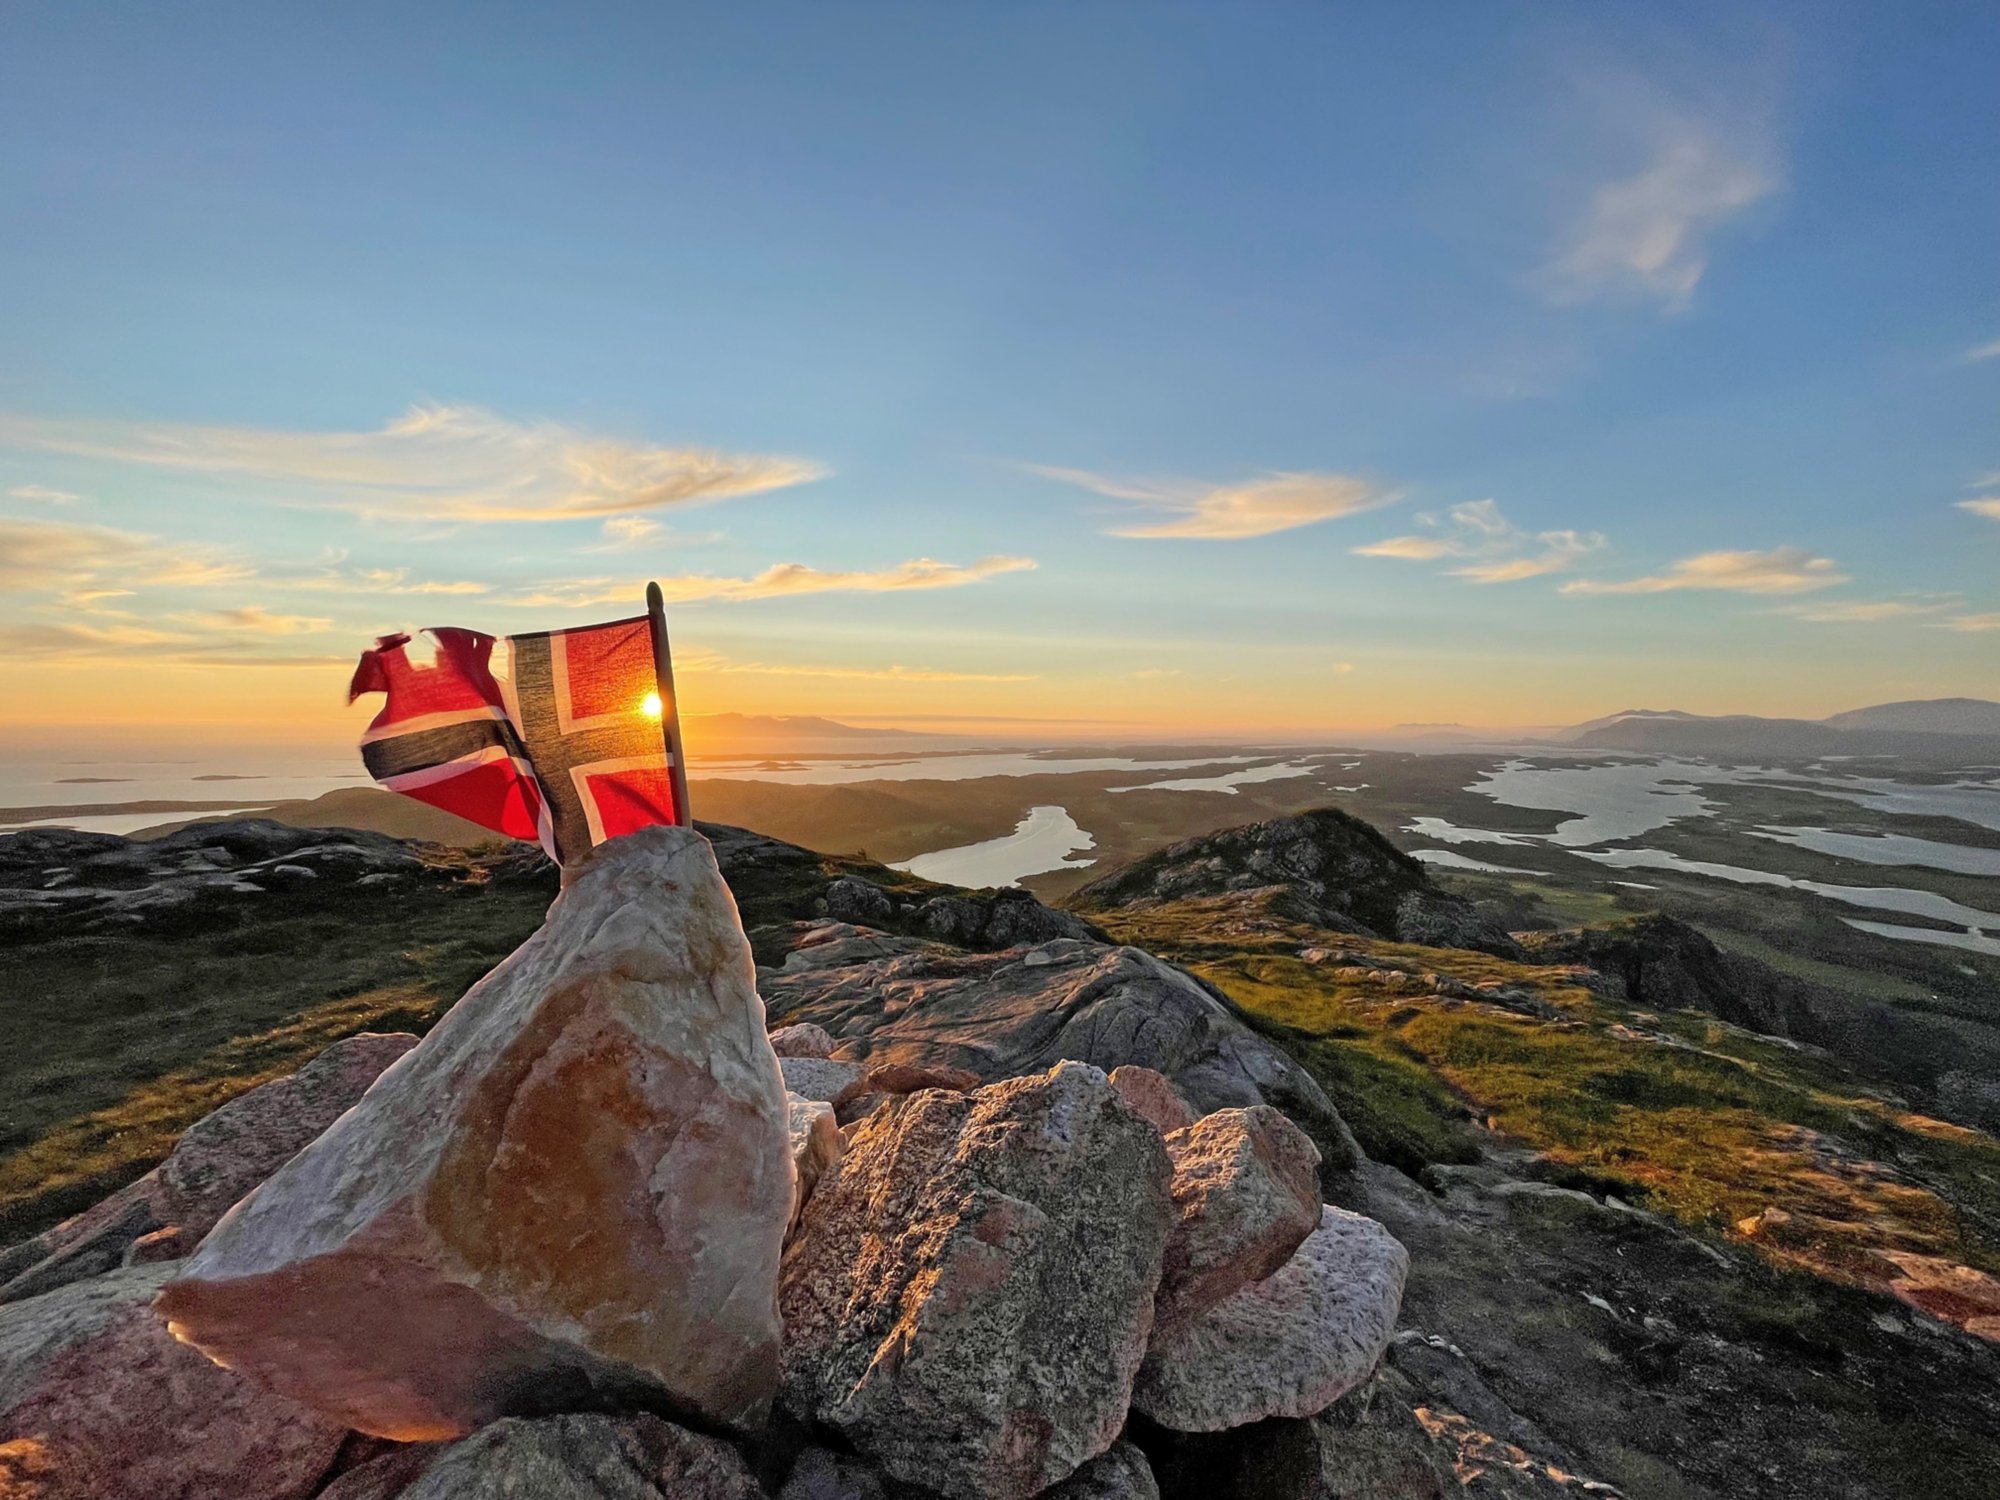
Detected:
[5,809,1999,1497]
[1068,808,1520,957]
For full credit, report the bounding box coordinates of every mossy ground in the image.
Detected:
[0,861,551,1243]
[1100,896,2000,1297]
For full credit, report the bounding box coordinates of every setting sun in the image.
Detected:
[642,691,662,720]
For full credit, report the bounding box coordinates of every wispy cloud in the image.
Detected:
[1964,338,2000,363]
[1959,498,2000,521]
[1563,546,1846,596]
[287,566,491,596]
[7,484,82,505]
[508,555,1037,610]
[1775,598,1955,623]
[0,404,824,524]
[1029,465,1395,539]
[1936,613,2000,633]
[1543,126,1776,311]
[0,620,347,667]
[183,605,334,635]
[0,517,251,593]
[1354,500,1604,584]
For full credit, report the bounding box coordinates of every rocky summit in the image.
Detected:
[1068,808,1518,956]
[2,807,1999,1499]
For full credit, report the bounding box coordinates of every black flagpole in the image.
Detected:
[645,581,694,827]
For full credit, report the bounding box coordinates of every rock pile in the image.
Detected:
[0,823,1412,1500]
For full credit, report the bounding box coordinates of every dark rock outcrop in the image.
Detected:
[1069,809,1519,957]
[1521,913,2000,1130]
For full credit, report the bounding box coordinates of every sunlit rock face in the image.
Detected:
[779,1062,1174,1500]
[1153,1105,1322,1331]
[152,824,793,1440]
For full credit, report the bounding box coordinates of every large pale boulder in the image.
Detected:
[1156,1106,1322,1329]
[780,1061,1173,1500]
[1133,1206,1408,1432]
[0,1032,417,1305]
[0,1264,348,1500]
[153,825,794,1440]
[394,1413,761,1500]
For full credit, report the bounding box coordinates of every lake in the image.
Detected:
[891,805,1097,888]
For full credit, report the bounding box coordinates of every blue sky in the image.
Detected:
[1,1,1995,745]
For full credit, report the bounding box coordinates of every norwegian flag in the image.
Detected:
[348,603,688,866]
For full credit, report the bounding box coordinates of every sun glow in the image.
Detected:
[642,691,662,720]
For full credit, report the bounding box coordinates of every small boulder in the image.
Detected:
[1133,1205,1408,1432]
[396,1413,761,1500]
[780,1055,866,1104]
[1155,1106,1321,1329]
[854,1061,981,1097]
[0,1264,348,1500]
[780,1062,1174,1500]
[770,1022,837,1058]
[1110,1066,1196,1137]
[154,826,794,1440]
[780,1445,889,1500]
[787,1094,844,1236]
[1044,1439,1160,1499]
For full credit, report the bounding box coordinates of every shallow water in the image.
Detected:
[1404,816,1534,846]
[1842,919,2000,958]
[1411,849,1535,875]
[891,804,1096,888]
[1110,761,1318,794]
[1751,826,2000,877]
[1574,847,2000,931]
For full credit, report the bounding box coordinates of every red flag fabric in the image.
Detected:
[349,614,683,864]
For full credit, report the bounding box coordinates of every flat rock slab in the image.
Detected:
[0,1264,347,1500]
[780,1061,1173,1500]
[760,931,1357,1170]
[1133,1205,1408,1432]
[154,825,794,1440]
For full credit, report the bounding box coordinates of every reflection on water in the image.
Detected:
[892,805,1096,888]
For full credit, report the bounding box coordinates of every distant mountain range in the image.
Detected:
[1548,698,2000,759]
